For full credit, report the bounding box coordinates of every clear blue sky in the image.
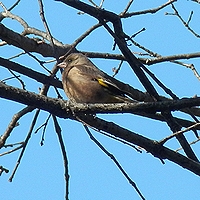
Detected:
[1,1,200,199]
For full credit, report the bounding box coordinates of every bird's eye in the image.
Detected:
[68,59,72,62]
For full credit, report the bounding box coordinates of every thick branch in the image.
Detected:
[0,82,72,118]
[1,82,200,116]
[0,82,200,175]
[81,115,200,176]
[0,23,69,58]
[0,57,62,88]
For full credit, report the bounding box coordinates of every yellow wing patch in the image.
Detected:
[97,78,109,88]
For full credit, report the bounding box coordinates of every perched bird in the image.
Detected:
[58,53,135,103]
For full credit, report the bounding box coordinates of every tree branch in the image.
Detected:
[80,115,200,176]
[0,82,200,175]
[0,23,69,58]
[1,82,200,116]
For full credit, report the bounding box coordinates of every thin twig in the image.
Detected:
[120,0,134,16]
[0,166,9,175]
[76,115,142,153]
[0,106,35,148]
[8,0,21,11]
[34,113,51,146]
[8,52,26,60]
[176,137,200,152]
[9,109,41,182]
[0,144,24,156]
[171,4,200,38]
[72,22,102,49]
[38,0,56,57]
[112,60,123,77]
[187,11,193,25]
[26,52,52,74]
[120,0,176,17]
[0,4,63,46]
[83,125,146,200]
[99,0,104,8]
[1,75,21,83]
[88,0,99,8]
[52,115,69,200]
[130,28,146,39]
[88,0,104,8]
[7,68,26,90]
[3,141,23,148]
[159,122,200,144]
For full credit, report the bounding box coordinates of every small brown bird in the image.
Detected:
[58,53,134,103]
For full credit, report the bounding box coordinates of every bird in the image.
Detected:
[57,53,135,103]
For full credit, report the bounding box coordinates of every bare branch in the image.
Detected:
[80,115,200,176]
[0,106,35,148]
[0,81,200,174]
[52,115,69,200]
[0,165,9,175]
[8,0,21,11]
[0,142,24,156]
[169,4,200,38]
[0,23,69,58]
[83,125,145,200]
[71,22,102,49]
[160,122,200,144]
[9,109,41,182]
[38,0,57,57]
[120,0,134,17]
[1,82,200,116]
[120,0,176,17]
[0,57,62,89]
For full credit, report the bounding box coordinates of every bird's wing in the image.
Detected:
[72,64,127,96]
[96,78,126,96]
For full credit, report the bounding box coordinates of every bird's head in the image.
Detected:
[57,53,89,68]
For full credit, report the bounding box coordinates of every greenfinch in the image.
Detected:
[58,53,135,103]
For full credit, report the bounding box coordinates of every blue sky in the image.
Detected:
[1,0,200,199]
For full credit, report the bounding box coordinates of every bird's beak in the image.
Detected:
[57,62,67,68]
